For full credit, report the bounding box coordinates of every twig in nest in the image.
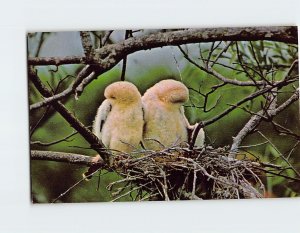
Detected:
[105,146,273,200]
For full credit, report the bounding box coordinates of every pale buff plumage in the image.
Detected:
[142,79,205,151]
[93,81,144,154]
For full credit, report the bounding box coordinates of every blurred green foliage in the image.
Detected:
[29,32,299,202]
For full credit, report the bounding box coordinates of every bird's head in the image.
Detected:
[104,81,141,104]
[153,79,189,105]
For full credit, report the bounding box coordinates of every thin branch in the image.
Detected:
[286,141,300,160]
[255,167,300,182]
[284,59,299,81]
[159,167,170,201]
[31,131,78,146]
[28,27,298,67]
[29,105,51,136]
[190,78,298,148]
[30,75,73,134]
[230,89,299,152]
[34,32,47,57]
[80,31,93,60]
[74,68,98,98]
[249,41,265,79]
[188,86,223,113]
[28,67,110,163]
[205,79,297,127]
[192,165,198,199]
[71,27,298,98]
[178,45,269,87]
[258,131,300,177]
[206,41,215,66]
[210,41,232,67]
[237,141,269,149]
[52,168,101,203]
[31,150,104,166]
[120,30,131,81]
[28,27,298,110]
[111,182,151,202]
[102,30,114,46]
[29,65,96,111]
[270,121,300,139]
[28,56,85,66]
[235,42,259,85]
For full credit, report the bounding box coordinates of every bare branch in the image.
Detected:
[74,68,98,98]
[34,32,47,57]
[102,30,114,46]
[31,131,78,146]
[284,59,299,81]
[28,27,298,111]
[231,89,299,151]
[80,31,93,59]
[29,65,96,111]
[178,45,271,87]
[28,56,85,66]
[29,105,51,136]
[31,150,104,166]
[257,131,300,178]
[120,30,131,81]
[270,121,300,139]
[28,27,297,67]
[52,168,102,203]
[190,78,298,148]
[210,41,232,67]
[74,27,298,96]
[28,67,111,163]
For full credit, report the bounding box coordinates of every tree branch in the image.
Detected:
[102,30,114,46]
[189,78,298,148]
[28,27,298,111]
[28,27,297,67]
[31,131,78,146]
[178,45,284,87]
[231,89,299,151]
[80,31,93,60]
[29,65,96,111]
[120,30,131,81]
[28,67,111,164]
[31,150,104,166]
[28,56,86,66]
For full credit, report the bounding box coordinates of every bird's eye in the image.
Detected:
[111,96,116,99]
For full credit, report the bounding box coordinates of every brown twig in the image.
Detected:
[190,78,298,148]
[231,89,299,152]
[31,131,78,146]
[120,30,131,81]
[31,150,104,167]
[80,31,93,60]
[179,45,276,87]
[52,168,101,203]
[102,30,114,46]
[28,27,297,67]
[28,56,85,66]
[29,27,298,111]
[28,67,111,163]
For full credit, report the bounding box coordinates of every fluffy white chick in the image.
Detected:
[93,81,144,154]
[83,81,144,179]
[142,79,205,151]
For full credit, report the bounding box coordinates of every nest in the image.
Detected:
[105,146,266,201]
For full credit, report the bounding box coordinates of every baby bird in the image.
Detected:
[93,81,144,154]
[142,79,205,151]
[84,81,144,180]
